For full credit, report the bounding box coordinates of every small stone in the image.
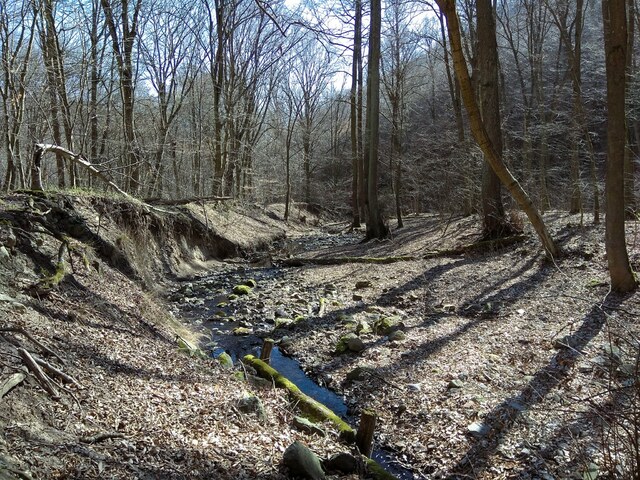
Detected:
[282,441,325,480]
[448,379,464,389]
[233,285,252,295]
[279,336,293,349]
[373,316,404,335]
[233,327,252,336]
[355,280,372,289]
[0,246,9,263]
[217,352,233,369]
[467,421,489,437]
[292,416,326,436]
[407,383,422,392]
[346,366,375,382]
[242,279,258,288]
[324,452,360,474]
[388,330,406,342]
[355,320,371,335]
[336,333,365,354]
[237,394,267,421]
[274,318,294,329]
[352,294,363,301]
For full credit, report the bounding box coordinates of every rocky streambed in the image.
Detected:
[171,229,420,478]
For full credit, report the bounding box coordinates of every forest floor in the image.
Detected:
[0,192,639,479]
[178,211,640,479]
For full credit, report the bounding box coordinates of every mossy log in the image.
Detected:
[365,459,399,480]
[243,355,399,479]
[281,235,527,267]
[243,354,356,442]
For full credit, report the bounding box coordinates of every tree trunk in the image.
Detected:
[364,0,388,240]
[602,0,637,292]
[477,0,507,238]
[625,0,637,217]
[350,0,362,228]
[436,0,559,257]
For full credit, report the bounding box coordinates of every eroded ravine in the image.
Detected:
[173,230,418,479]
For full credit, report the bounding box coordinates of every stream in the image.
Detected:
[173,231,417,479]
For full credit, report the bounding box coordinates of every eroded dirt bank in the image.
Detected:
[0,191,350,479]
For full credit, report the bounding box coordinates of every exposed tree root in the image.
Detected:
[1,326,80,401]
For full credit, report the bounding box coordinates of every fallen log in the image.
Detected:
[243,354,355,441]
[281,234,527,267]
[243,355,399,479]
[144,195,232,206]
[281,256,418,267]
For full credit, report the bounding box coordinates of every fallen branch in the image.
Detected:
[144,195,232,206]
[280,235,527,267]
[29,144,171,214]
[0,372,26,398]
[17,348,59,399]
[31,144,129,198]
[34,356,82,388]
[0,327,66,364]
[80,432,125,444]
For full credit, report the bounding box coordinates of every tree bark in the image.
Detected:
[477,0,507,237]
[602,0,637,292]
[350,0,362,228]
[436,0,559,257]
[364,0,388,240]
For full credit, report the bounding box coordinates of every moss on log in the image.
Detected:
[243,354,356,442]
[366,458,399,480]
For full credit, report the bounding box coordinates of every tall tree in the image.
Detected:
[350,0,363,227]
[435,0,559,257]
[364,0,389,240]
[101,0,143,193]
[476,0,508,237]
[602,0,637,292]
[382,0,418,229]
[0,0,36,191]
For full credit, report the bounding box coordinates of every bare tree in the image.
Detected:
[101,0,143,193]
[140,0,201,197]
[0,1,36,191]
[381,0,419,229]
[602,0,637,292]
[364,0,389,240]
[435,0,559,257]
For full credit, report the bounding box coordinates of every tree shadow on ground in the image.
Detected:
[444,294,629,479]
